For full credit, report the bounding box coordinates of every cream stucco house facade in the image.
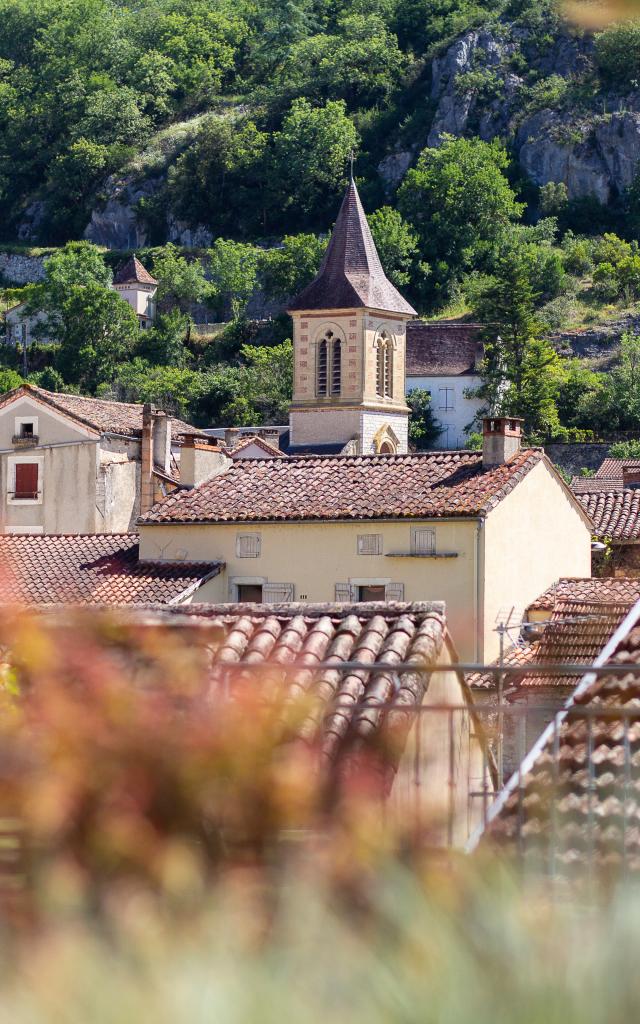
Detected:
[0,384,200,534]
[138,419,593,663]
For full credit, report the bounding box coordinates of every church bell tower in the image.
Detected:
[287,177,416,455]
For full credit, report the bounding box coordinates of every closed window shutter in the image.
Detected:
[334,583,352,602]
[385,582,405,602]
[357,534,382,555]
[263,582,294,603]
[14,463,38,499]
[412,528,436,555]
[236,533,261,558]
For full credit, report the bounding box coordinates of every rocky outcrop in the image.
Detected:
[84,175,162,249]
[421,22,640,204]
[518,109,640,203]
[0,251,48,285]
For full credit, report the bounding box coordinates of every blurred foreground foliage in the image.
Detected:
[0,608,637,1022]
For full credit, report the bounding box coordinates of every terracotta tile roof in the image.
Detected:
[577,489,640,540]
[406,322,483,377]
[529,577,640,613]
[288,180,416,316]
[0,535,221,605]
[471,579,640,691]
[113,255,158,286]
[226,435,287,459]
[570,475,624,494]
[483,608,640,874]
[131,600,449,770]
[595,458,640,478]
[139,448,546,525]
[0,384,201,440]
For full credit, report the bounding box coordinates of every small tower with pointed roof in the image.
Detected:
[287,178,416,455]
[112,255,158,329]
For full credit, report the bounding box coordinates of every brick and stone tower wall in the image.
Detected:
[287,179,416,455]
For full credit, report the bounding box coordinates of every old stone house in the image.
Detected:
[0,383,204,534]
[137,418,593,663]
[576,466,640,575]
[5,254,157,346]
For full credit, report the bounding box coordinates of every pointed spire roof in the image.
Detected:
[288,180,416,316]
[113,255,158,287]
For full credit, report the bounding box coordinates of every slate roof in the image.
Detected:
[113,255,158,286]
[0,384,201,440]
[0,535,221,605]
[481,605,640,874]
[406,322,483,377]
[139,448,547,525]
[577,490,640,541]
[134,600,450,770]
[288,179,416,316]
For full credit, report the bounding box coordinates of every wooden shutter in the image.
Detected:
[263,582,294,604]
[412,528,436,555]
[14,463,38,499]
[357,534,382,555]
[334,583,352,602]
[385,582,405,602]
[236,533,261,558]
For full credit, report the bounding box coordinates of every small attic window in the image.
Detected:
[20,423,34,437]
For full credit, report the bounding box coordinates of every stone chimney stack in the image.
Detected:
[482,417,523,468]
[152,410,171,475]
[141,403,156,514]
[623,464,640,489]
[181,435,231,488]
[224,427,240,449]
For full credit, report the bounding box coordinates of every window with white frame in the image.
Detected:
[357,533,382,555]
[411,527,436,555]
[236,533,261,558]
[8,456,43,504]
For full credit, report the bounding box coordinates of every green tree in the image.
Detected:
[407,389,442,450]
[150,244,210,311]
[595,22,640,85]
[610,438,640,458]
[0,368,23,393]
[52,285,139,391]
[260,234,327,303]
[368,207,425,290]
[474,248,543,419]
[270,99,359,227]
[518,339,562,438]
[208,239,260,320]
[167,116,268,236]
[137,310,191,367]
[104,359,205,418]
[398,136,523,304]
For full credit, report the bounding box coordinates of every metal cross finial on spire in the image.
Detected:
[349,150,355,182]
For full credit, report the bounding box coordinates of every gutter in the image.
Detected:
[464,593,640,853]
[475,518,484,663]
[138,513,490,528]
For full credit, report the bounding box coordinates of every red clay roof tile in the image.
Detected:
[139,448,547,525]
[0,534,221,605]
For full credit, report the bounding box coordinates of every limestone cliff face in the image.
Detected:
[388,21,640,205]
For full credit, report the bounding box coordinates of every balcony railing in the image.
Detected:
[11,435,38,447]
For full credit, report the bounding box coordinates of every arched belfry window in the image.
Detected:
[375,331,393,399]
[331,338,341,395]
[316,329,343,398]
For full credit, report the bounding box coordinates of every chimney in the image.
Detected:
[181,435,231,488]
[262,428,281,450]
[623,464,640,489]
[224,427,240,449]
[152,410,171,475]
[140,403,155,513]
[482,417,523,468]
